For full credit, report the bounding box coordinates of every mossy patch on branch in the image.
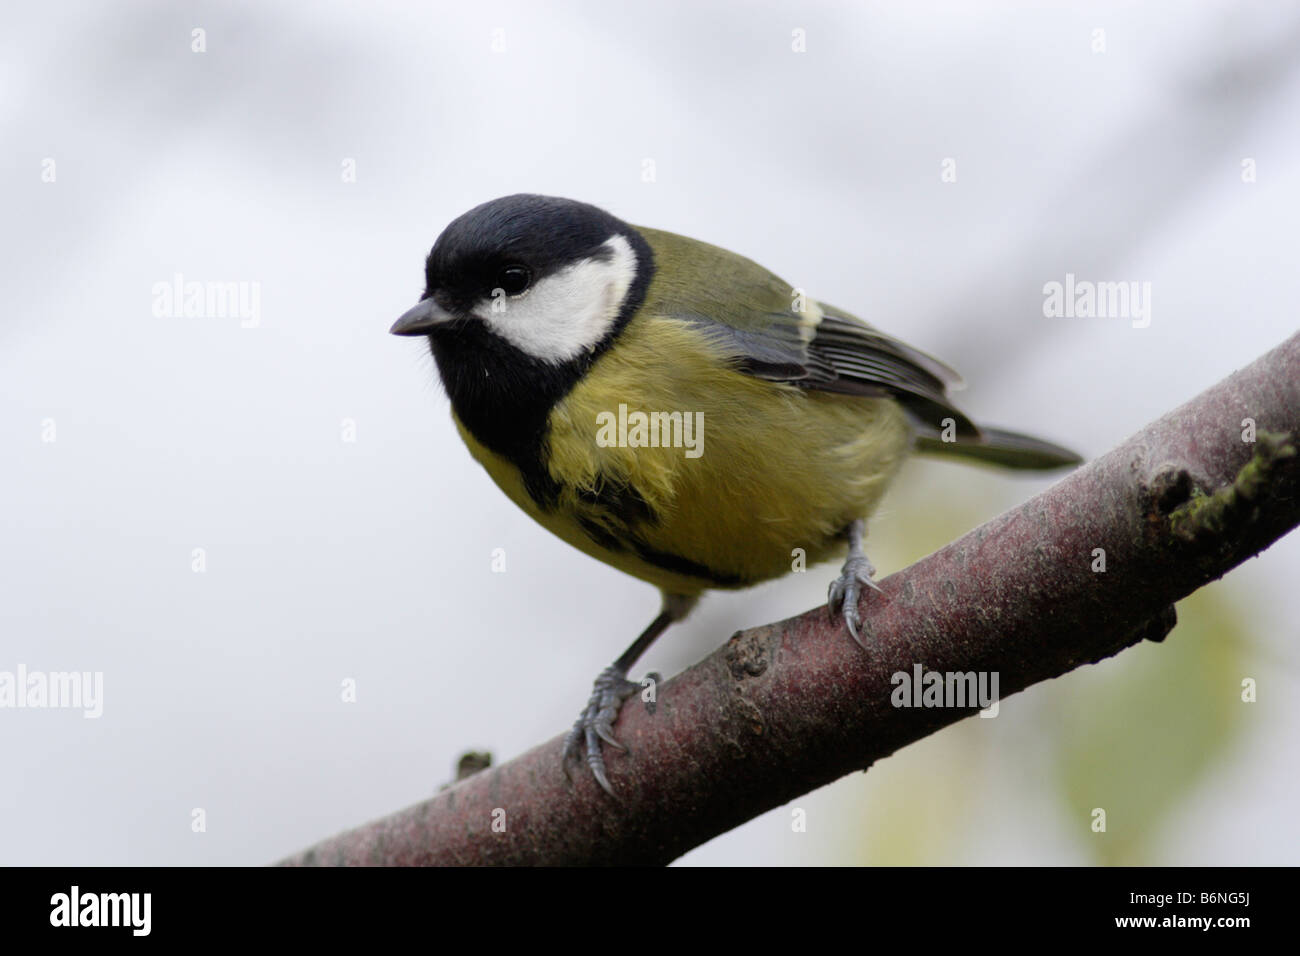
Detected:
[1169,430,1296,541]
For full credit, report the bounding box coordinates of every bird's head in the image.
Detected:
[391,194,652,366]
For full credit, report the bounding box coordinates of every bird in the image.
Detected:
[391,193,1081,794]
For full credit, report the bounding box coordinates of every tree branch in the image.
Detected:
[281,332,1300,866]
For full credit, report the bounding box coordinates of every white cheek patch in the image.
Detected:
[478,233,637,364]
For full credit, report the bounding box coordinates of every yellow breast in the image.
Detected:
[455,315,911,596]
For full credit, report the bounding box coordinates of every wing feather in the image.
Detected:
[636,226,980,436]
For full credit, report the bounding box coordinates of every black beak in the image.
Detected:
[390,298,457,336]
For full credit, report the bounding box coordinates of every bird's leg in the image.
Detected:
[827,518,881,648]
[562,594,694,795]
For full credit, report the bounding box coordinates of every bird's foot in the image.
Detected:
[827,552,881,648]
[562,665,654,795]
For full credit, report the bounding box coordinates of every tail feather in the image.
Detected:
[913,425,1083,471]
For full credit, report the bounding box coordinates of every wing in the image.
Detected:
[636,226,979,436]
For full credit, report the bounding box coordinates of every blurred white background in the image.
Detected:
[2,0,1298,865]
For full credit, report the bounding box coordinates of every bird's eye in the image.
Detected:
[496,265,531,296]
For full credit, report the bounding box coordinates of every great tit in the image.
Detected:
[392,194,1081,794]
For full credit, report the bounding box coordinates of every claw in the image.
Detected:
[562,664,642,795]
[594,722,624,750]
[560,603,685,795]
[827,519,881,650]
[844,601,863,644]
[589,760,614,797]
